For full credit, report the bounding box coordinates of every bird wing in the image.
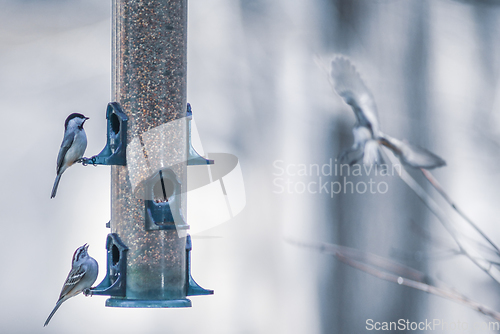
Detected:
[330,56,380,136]
[56,132,74,174]
[58,265,86,300]
[379,134,446,169]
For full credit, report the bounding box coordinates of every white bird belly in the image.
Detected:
[64,131,87,166]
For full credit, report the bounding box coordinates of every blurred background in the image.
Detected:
[1,0,500,333]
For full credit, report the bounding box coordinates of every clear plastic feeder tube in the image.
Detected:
[110,0,189,306]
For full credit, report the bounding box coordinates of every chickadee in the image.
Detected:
[44,244,98,327]
[51,113,89,198]
[330,56,445,169]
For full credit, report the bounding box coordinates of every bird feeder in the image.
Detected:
[85,0,212,307]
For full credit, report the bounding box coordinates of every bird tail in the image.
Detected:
[51,174,61,199]
[44,299,64,327]
[379,133,446,169]
[363,140,382,166]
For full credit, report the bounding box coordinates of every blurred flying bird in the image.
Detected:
[329,56,446,169]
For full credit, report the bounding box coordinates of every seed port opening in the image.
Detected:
[112,244,120,266]
[110,113,120,135]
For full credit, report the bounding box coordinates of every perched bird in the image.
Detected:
[330,56,446,169]
[51,113,89,198]
[44,244,98,327]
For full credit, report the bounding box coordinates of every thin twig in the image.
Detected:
[380,148,500,284]
[409,220,500,262]
[287,239,500,321]
[420,168,500,257]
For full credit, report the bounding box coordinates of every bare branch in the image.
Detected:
[380,148,500,284]
[287,238,500,321]
[420,168,500,257]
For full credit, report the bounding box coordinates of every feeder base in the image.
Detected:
[105,298,192,308]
